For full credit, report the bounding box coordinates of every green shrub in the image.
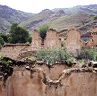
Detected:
[39,24,49,41]
[9,23,30,43]
[94,16,97,20]
[0,33,9,43]
[36,48,74,65]
[28,36,32,43]
[0,36,4,45]
[0,57,12,67]
[78,47,97,61]
[0,56,13,75]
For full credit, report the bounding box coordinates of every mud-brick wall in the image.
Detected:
[91,27,97,46]
[81,39,94,47]
[0,81,6,96]
[31,30,42,50]
[44,29,61,49]
[0,45,30,59]
[1,65,97,96]
[65,28,81,56]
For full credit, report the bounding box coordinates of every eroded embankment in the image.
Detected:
[0,64,97,96]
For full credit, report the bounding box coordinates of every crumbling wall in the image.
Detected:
[0,45,30,59]
[65,28,81,56]
[81,39,94,47]
[91,27,97,46]
[81,27,97,47]
[31,30,42,50]
[44,29,61,49]
[0,81,6,96]
[31,29,61,49]
[0,28,82,58]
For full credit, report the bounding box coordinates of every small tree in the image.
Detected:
[0,33,9,43]
[94,16,97,20]
[0,36,4,46]
[9,23,30,43]
[39,24,49,41]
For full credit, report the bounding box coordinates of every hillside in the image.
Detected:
[0,4,97,33]
[20,4,97,31]
[20,9,66,31]
[0,5,33,33]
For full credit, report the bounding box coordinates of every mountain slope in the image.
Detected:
[0,5,33,33]
[20,9,66,31]
[0,4,97,33]
[20,4,97,31]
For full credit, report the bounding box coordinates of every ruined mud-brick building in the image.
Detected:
[0,27,83,59]
[81,27,97,47]
[31,28,82,56]
[0,29,62,59]
[44,29,61,49]
[31,29,61,50]
[2,26,97,59]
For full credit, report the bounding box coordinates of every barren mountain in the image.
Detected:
[0,5,33,33]
[0,4,97,33]
[20,4,97,31]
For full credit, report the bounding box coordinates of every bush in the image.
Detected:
[36,48,74,65]
[9,23,30,43]
[0,56,13,75]
[94,16,97,20]
[39,24,49,41]
[0,56,12,66]
[0,33,9,43]
[28,36,32,43]
[78,47,97,61]
[0,36,4,45]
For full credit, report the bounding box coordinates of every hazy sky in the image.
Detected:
[0,0,97,13]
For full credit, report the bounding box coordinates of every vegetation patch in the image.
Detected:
[39,24,49,42]
[36,48,75,66]
[78,47,97,61]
